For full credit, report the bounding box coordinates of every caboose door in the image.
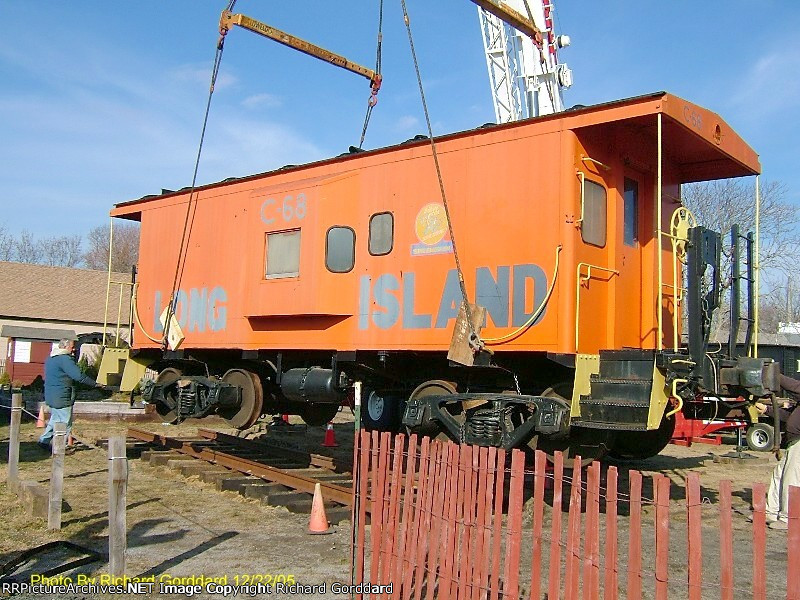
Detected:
[614,173,646,348]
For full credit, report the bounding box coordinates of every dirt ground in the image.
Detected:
[0,407,790,599]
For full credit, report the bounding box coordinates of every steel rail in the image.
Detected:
[127,427,352,506]
[197,428,342,472]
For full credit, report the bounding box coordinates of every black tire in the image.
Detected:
[607,414,676,461]
[746,423,775,452]
[362,389,401,431]
[298,403,340,427]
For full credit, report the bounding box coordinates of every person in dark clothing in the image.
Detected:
[754,374,800,530]
[38,339,102,452]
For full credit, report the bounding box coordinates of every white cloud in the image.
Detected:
[241,93,282,109]
[169,63,238,91]
[729,47,800,117]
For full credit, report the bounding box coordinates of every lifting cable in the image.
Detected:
[358,0,384,148]
[162,0,237,348]
[400,0,481,351]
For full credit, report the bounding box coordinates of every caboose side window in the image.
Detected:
[369,212,394,256]
[326,226,355,273]
[582,180,607,247]
[624,177,639,246]
[265,229,301,278]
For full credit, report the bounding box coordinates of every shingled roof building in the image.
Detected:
[0,261,131,384]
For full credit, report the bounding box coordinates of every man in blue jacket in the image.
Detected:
[38,338,103,452]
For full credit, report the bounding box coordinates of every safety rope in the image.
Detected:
[162,0,237,348]
[400,0,481,351]
[483,245,561,344]
[358,0,384,148]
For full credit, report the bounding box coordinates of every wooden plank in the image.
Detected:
[627,470,643,600]
[788,485,800,600]
[425,442,451,600]
[547,451,565,600]
[470,446,488,600]
[369,431,383,594]
[604,466,618,600]
[719,479,734,600]
[394,434,418,596]
[414,441,440,600]
[379,434,405,593]
[751,482,766,600]
[108,436,128,578]
[405,438,432,600]
[477,446,497,600]
[583,461,600,600]
[654,475,670,600]
[686,472,702,600]
[355,431,371,600]
[457,445,475,600]
[530,450,546,600]
[7,393,22,491]
[439,443,462,600]
[564,456,583,600]
[502,450,525,600]
[47,422,66,530]
[488,448,506,600]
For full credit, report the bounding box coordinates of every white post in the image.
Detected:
[108,436,128,579]
[8,393,22,492]
[48,422,66,530]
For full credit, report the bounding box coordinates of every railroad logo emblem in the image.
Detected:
[412,203,453,256]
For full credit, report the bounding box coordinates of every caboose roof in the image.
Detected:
[111,91,760,220]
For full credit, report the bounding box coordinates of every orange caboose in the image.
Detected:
[110,92,776,459]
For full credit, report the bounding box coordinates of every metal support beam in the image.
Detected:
[470,0,543,44]
[219,11,381,89]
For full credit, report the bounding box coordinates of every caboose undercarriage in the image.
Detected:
[136,221,783,461]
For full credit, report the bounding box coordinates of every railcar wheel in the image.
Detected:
[220,369,264,430]
[404,380,458,439]
[607,413,676,461]
[745,423,774,452]
[298,403,340,427]
[154,367,182,424]
[533,383,612,465]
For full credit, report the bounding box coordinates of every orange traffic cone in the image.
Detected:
[67,433,74,447]
[307,483,331,534]
[321,422,338,447]
[36,405,45,428]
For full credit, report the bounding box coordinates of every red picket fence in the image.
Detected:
[351,430,798,600]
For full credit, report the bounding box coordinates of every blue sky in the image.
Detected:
[1,1,799,237]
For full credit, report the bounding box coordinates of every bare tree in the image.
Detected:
[84,222,140,273]
[682,178,800,334]
[0,225,13,261]
[40,234,84,267]
[14,230,43,264]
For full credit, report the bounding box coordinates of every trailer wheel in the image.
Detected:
[154,367,182,424]
[746,423,774,452]
[362,388,403,432]
[607,413,675,461]
[298,403,340,427]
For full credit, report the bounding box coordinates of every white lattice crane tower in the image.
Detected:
[478,0,573,122]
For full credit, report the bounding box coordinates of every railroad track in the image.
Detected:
[120,427,358,524]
